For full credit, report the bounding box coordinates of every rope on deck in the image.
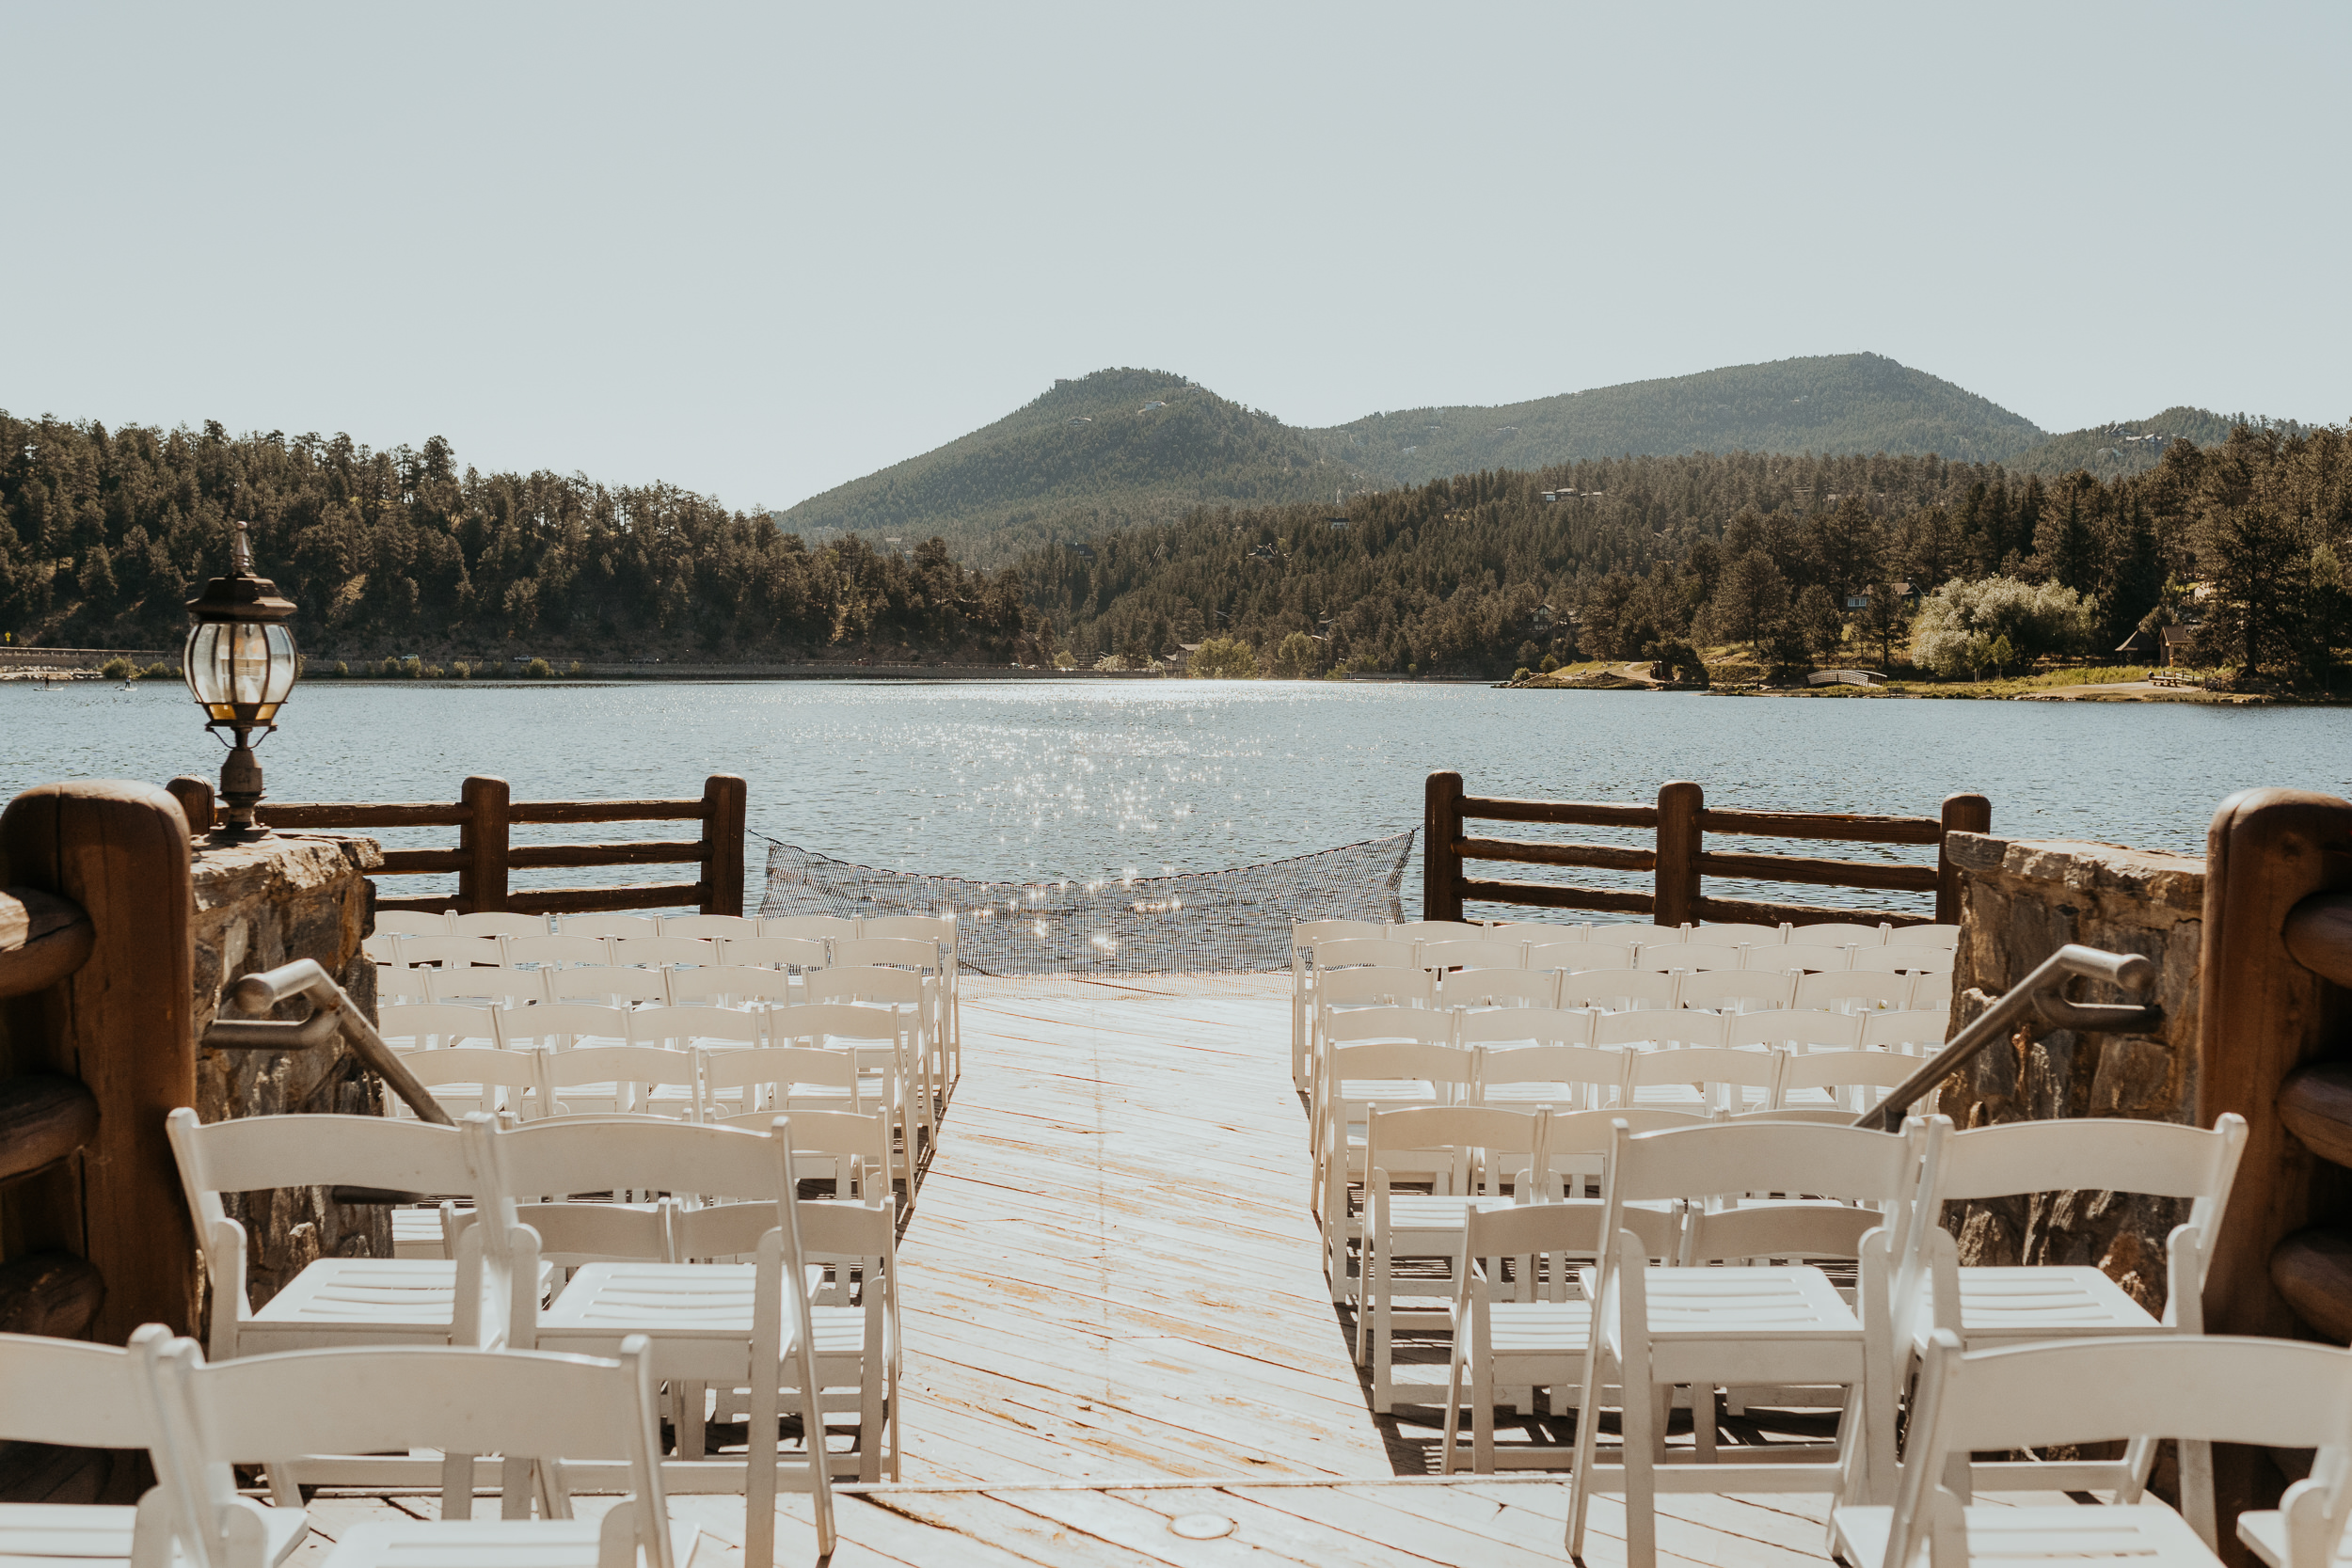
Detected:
[755,832,1412,975]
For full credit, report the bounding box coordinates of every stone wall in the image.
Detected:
[190,832,387,1311]
[1937,832,2207,1315]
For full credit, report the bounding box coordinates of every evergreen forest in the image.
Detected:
[0,414,1027,665]
[1017,426,2351,688]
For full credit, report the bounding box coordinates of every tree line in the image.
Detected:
[0,414,1029,663]
[1015,428,2349,686]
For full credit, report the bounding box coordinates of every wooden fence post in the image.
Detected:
[0,782,197,1341]
[164,776,215,837]
[458,776,510,914]
[1423,771,1464,922]
[1937,792,1992,924]
[701,774,748,917]
[1654,781,1704,927]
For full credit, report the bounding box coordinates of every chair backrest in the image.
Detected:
[379,1003,501,1051]
[610,936,718,970]
[1908,971,1954,1012]
[1315,966,1438,1010]
[1621,1043,1784,1114]
[1792,921,1889,946]
[490,1116,787,1205]
[666,965,797,1006]
[449,911,548,939]
[860,913,955,943]
[1885,922,1961,950]
[1475,1044,1627,1101]
[400,1047,549,1120]
[537,1045,697,1121]
[1419,939,1525,973]
[1889,1331,2352,1568]
[1603,1117,1932,1235]
[1591,1007,1729,1050]
[1560,970,1679,1012]
[154,1338,675,1568]
[504,934,614,970]
[660,914,756,940]
[394,934,503,969]
[1852,944,1952,975]
[1698,922,1786,946]
[1328,1041,1476,1095]
[426,969,546,1009]
[1778,1047,1921,1111]
[1460,1193,1678,1282]
[375,911,452,938]
[542,966,673,1007]
[0,1328,167,1449]
[759,914,858,941]
[1860,1008,1947,1053]
[805,966,927,1008]
[1533,942,1635,973]
[1294,919,1386,951]
[1936,1115,2248,1210]
[1771,942,1856,974]
[1456,1006,1597,1049]
[1440,968,1558,1009]
[1322,1006,1456,1049]
[1794,970,1912,1012]
[1676,970,1797,1014]
[560,914,662,940]
[627,1005,764,1050]
[1314,938,1421,971]
[1486,921,1589,942]
[833,937,941,971]
[1602,923,1689,946]
[698,1045,862,1109]
[495,1002,633,1049]
[768,1004,909,1052]
[1728,1007,1866,1052]
[722,936,829,970]
[1365,1105,1546,1195]
[1388,920,1486,943]
[1645,942,1746,974]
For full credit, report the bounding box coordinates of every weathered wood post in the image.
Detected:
[164,776,215,836]
[1653,781,1704,927]
[1423,771,1464,922]
[457,775,511,914]
[1937,792,1992,924]
[702,773,748,917]
[2197,788,2352,1557]
[0,782,198,1342]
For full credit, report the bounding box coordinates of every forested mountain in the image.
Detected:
[776,369,1343,564]
[1310,354,2044,486]
[779,356,2056,563]
[1019,424,2351,686]
[0,413,1026,664]
[2003,407,2311,481]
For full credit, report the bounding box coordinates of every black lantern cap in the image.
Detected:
[186,526,297,624]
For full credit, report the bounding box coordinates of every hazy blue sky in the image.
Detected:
[4,3,2344,514]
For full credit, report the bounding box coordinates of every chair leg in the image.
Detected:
[1472,1345,1497,1474]
[1624,1365,1659,1568]
[1565,1345,1608,1561]
[1693,1385,1717,1463]
[1441,1337,1467,1476]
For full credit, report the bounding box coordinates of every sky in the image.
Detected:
[4,2,2346,515]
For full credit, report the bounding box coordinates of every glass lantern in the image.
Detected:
[183,522,300,840]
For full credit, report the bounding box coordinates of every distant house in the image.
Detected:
[2115,623,2200,667]
[1066,417,1091,425]
[1138,402,1166,412]
[1327,517,1349,531]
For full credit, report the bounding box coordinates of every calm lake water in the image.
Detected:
[5,679,2347,917]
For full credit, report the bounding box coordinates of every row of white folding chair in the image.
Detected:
[1316,934,1951,980]
[0,1324,693,1568]
[375,909,769,940]
[1298,917,1957,952]
[166,1106,878,1523]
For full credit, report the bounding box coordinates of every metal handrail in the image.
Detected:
[1854,942,2163,1132]
[202,958,453,1125]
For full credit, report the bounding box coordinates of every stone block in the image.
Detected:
[190,832,387,1313]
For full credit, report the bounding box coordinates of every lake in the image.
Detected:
[5,679,2346,917]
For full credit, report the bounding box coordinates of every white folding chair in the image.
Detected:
[1531,941,1635,974]
[610,937,720,974]
[1311,965,1438,1099]
[1461,1008,1611,1113]
[1292,919,1389,1087]
[504,934,615,973]
[496,1003,634,1051]
[1832,1331,2352,1568]
[666,965,798,1009]
[1860,1007,1947,1054]
[804,969,939,1141]
[395,1045,549,1122]
[1440,967,1558,1008]
[1644,942,1746,974]
[769,1003,922,1165]
[448,912,547,940]
[1601,924,1689,947]
[1697,922,1786,946]
[1885,922,1961,951]
[148,1335,694,1568]
[376,911,453,937]
[538,1045,698,1120]
[723,935,831,972]
[1905,1114,2250,1529]
[1909,970,1955,1012]
[542,967,673,1008]
[393,934,504,972]
[0,1328,307,1568]
[1853,943,1952,975]
[1420,939,1529,974]
[1484,920,1590,942]
[1676,969,1796,1014]
[1358,1104,1549,1413]
[1619,1038,1785,1117]
[830,940,948,1083]
[1315,1023,1473,1306]
[698,1048,898,1192]
[1790,921,1889,947]
[1389,920,1486,943]
[1778,1049,1925,1117]
[1438,1198,1680,1474]
[758,913,856,941]
[1559,969,1679,1011]
[1772,942,1857,974]
[1796,970,1912,1013]
[856,915,961,1080]
[1565,1117,1944,1568]
[378,1003,501,1051]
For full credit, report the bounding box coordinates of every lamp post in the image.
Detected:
[183,522,299,842]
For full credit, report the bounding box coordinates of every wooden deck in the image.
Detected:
[294,973,1871,1564]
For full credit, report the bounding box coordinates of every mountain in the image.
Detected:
[2003,406,2309,480]
[1308,353,2045,485]
[774,369,1344,564]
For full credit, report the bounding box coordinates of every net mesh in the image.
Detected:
[756,833,1413,975]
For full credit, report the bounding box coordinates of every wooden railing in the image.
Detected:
[1422,772,1990,927]
[2198,787,2352,1548]
[166,773,748,918]
[0,783,199,1346]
